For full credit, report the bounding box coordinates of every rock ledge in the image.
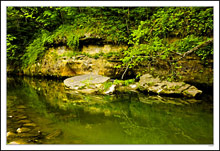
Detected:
[138,74,202,98]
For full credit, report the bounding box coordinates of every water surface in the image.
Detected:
[7,76,213,144]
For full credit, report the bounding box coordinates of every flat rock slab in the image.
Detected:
[139,74,202,98]
[64,74,110,90]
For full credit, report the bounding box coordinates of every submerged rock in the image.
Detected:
[17,105,26,109]
[45,129,62,140]
[23,123,37,127]
[16,115,28,120]
[18,119,32,124]
[138,94,201,105]
[138,74,202,98]
[8,140,26,144]
[16,127,31,133]
[7,132,16,137]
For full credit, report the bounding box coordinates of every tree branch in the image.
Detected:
[121,63,130,80]
[176,38,213,61]
[121,57,133,80]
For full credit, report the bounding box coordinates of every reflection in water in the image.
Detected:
[7,76,213,144]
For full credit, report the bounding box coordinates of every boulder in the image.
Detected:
[64,74,111,94]
[139,74,161,86]
[64,74,110,89]
[138,74,202,98]
[182,86,202,97]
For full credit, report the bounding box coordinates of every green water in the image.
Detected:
[7,76,213,144]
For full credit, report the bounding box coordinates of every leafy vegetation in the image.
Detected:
[103,82,113,91]
[7,7,149,67]
[113,79,135,86]
[7,7,213,79]
[120,7,213,80]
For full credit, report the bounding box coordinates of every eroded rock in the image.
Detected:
[182,86,202,97]
[139,74,202,98]
[21,46,124,78]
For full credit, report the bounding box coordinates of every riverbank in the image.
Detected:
[7,42,213,101]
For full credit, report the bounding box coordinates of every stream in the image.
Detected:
[7,76,213,144]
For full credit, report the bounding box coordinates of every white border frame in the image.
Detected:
[1,1,219,150]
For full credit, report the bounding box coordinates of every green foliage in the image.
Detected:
[7,7,41,66]
[170,35,202,53]
[7,34,18,62]
[7,6,213,74]
[21,25,87,67]
[130,7,213,40]
[195,40,213,61]
[103,82,113,91]
[7,7,141,67]
[21,30,49,67]
[49,25,83,50]
[93,53,101,59]
[169,36,213,61]
[113,79,135,86]
[119,7,213,80]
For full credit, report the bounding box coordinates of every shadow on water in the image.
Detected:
[6,76,213,144]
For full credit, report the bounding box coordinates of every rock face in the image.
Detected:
[79,34,128,54]
[82,44,128,55]
[138,74,202,98]
[21,46,124,78]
